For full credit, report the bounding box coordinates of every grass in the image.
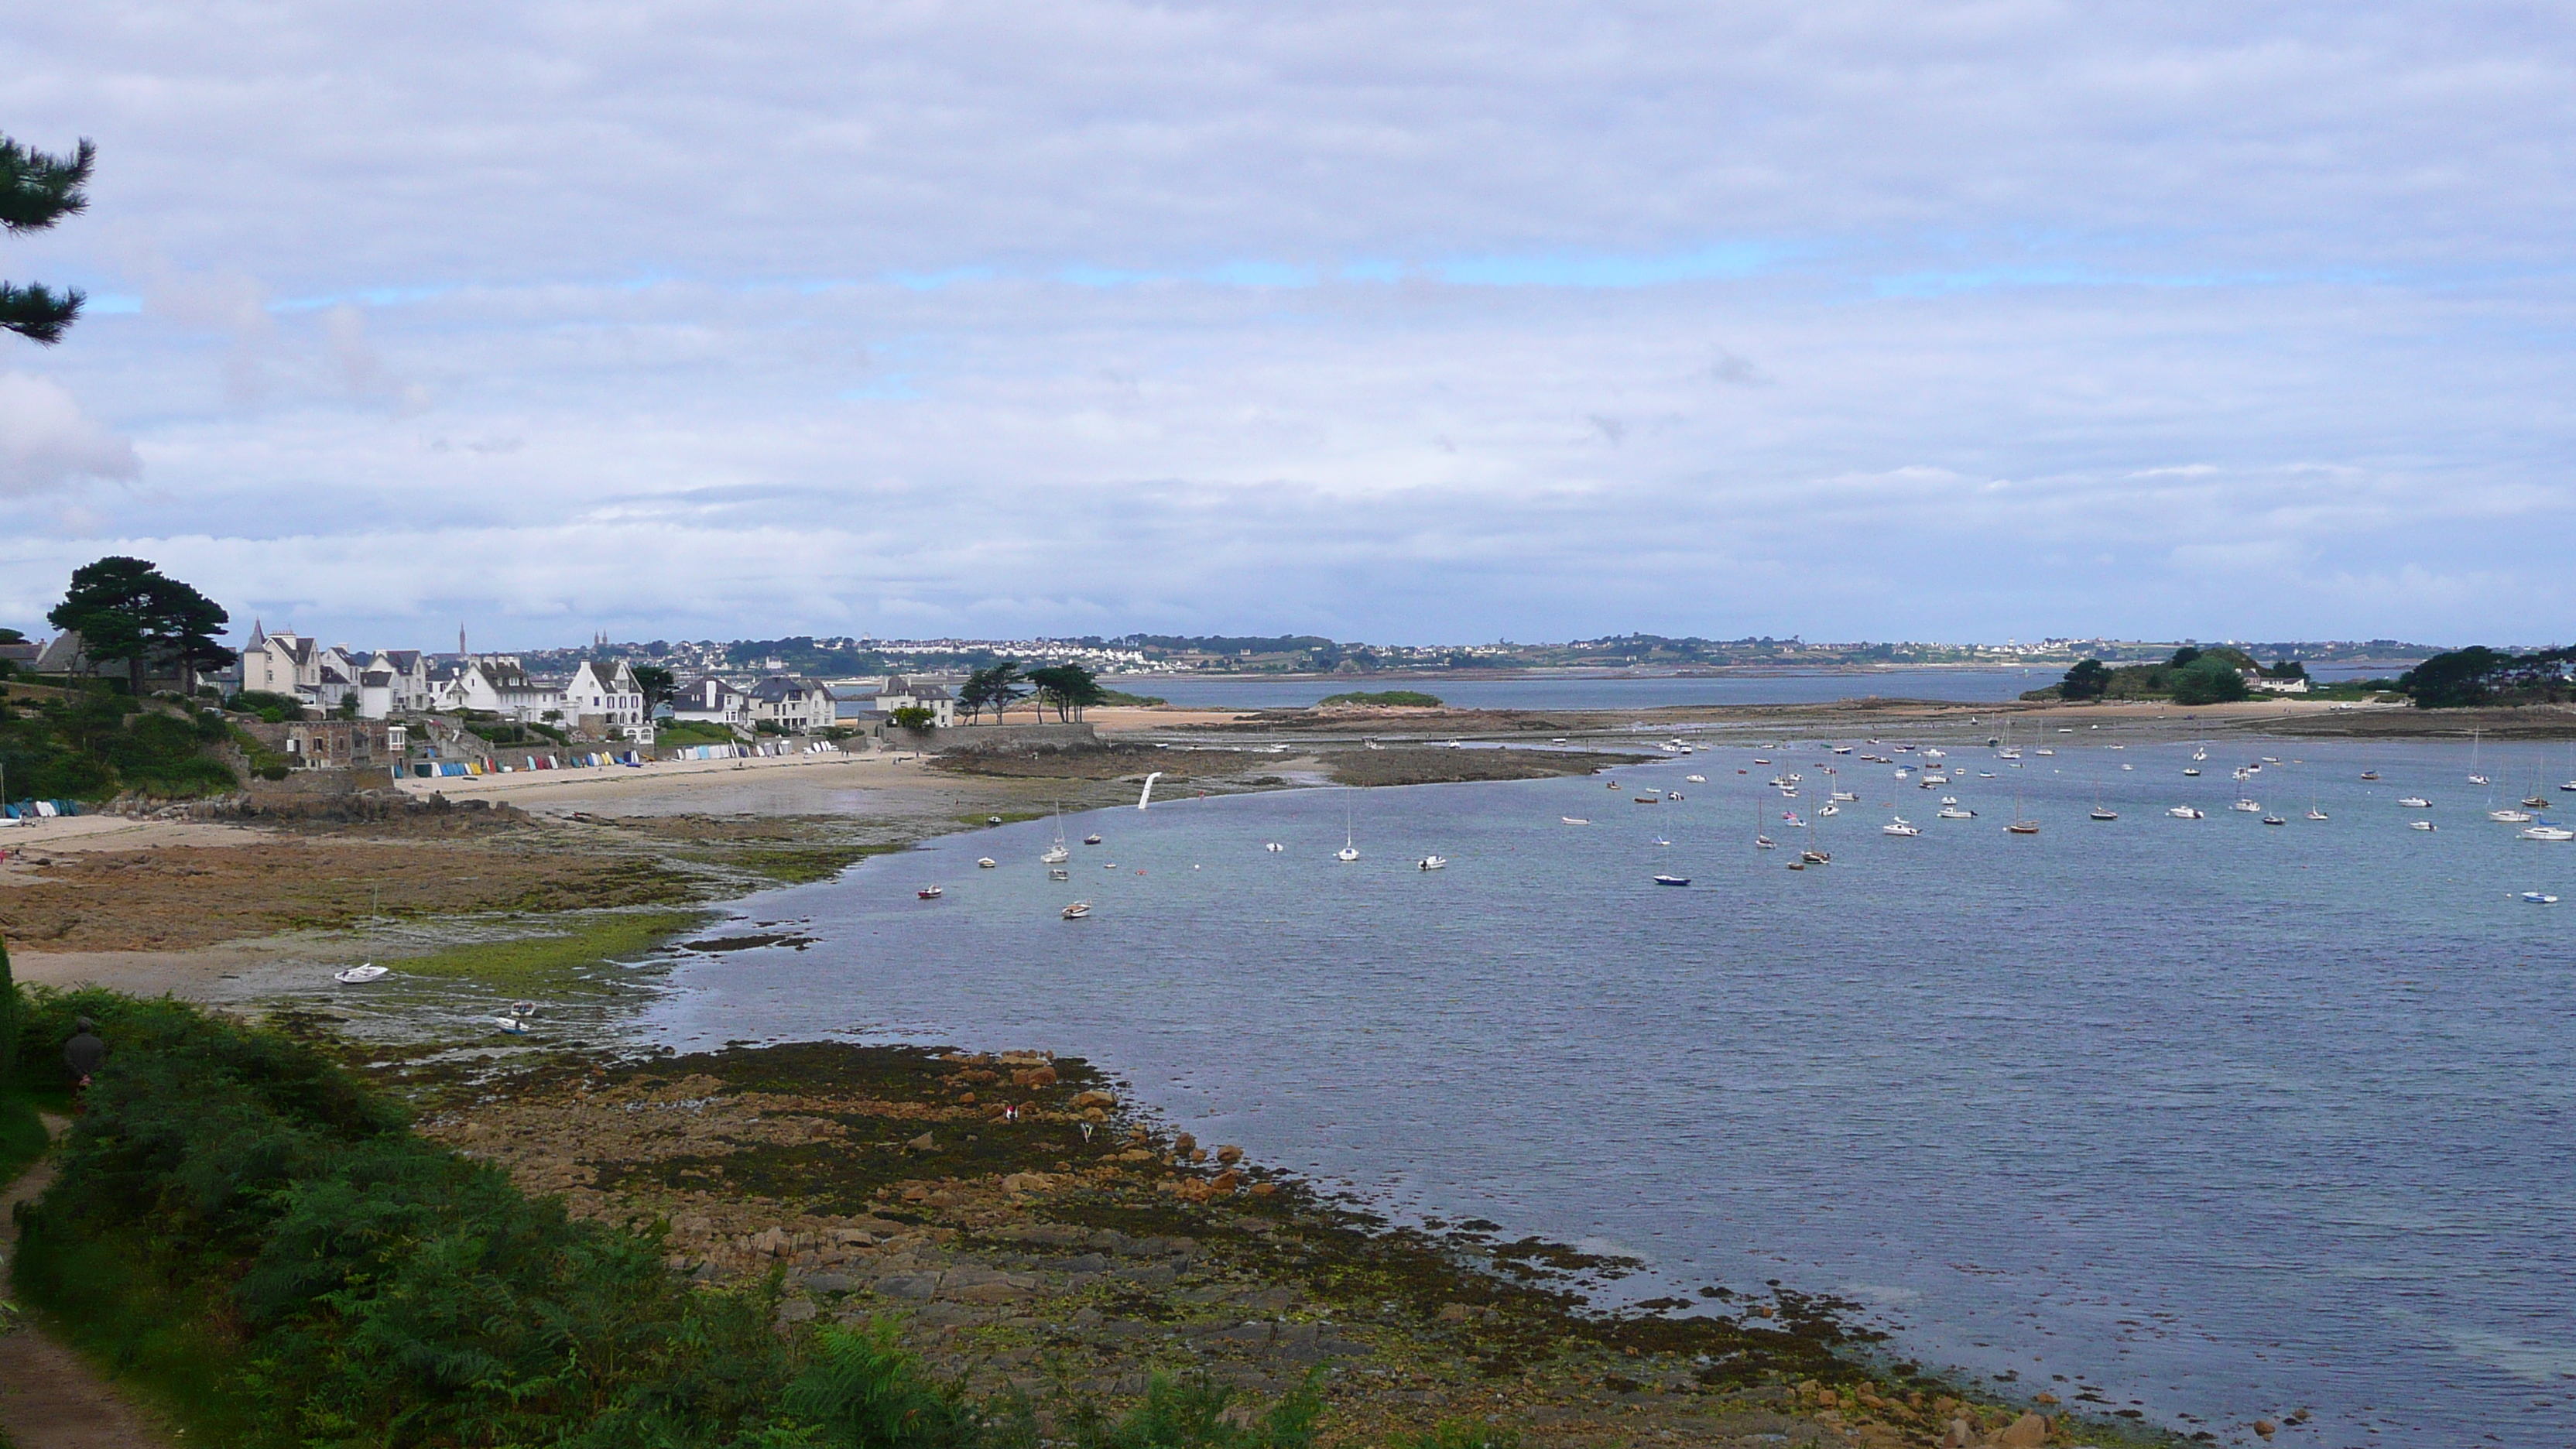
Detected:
[382,909,709,989]
[730,843,902,884]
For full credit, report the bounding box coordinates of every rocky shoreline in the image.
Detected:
[368,1037,2163,1449]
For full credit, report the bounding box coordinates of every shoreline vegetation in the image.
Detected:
[7,694,2537,1446]
[4,990,2128,1449]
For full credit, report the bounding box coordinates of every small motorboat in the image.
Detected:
[2232,800,2262,814]
[334,964,389,985]
[1266,841,1284,851]
[2522,892,2559,904]
[2490,810,2534,823]
[1652,873,1690,886]
[2263,814,2287,826]
[916,886,944,899]
[1883,818,1920,837]
[494,1001,539,1034]
[1041,845,1070,865]
[978,857,998,868]
[987,814,1005,826]
[1817,803,1840,816]
[2399,796,2431,809]
[1800,848,1831,865]
[1049,868,1070,880]
[1061,901,1091,920]
[1635,796,1660,804]
[1667,790,1684,800]
[2168,806,2204,819]
[1560,817,1591,825]
[1105,861,1120,869]
[1084,833,1104,844]
[1686,774,1708,783]
[2183,767,2202,777]
[1418,855,1448,871]
[1938,805,1976,820]
[2411,820,2437,831]
[2361,771,2380,780]
[1831,789,1858,802]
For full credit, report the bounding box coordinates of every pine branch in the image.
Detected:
[0,135,95,234]
[0,282,85,344]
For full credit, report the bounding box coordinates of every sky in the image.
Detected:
[2,1,2573,651]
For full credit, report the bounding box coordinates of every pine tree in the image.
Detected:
[2,133,96,345]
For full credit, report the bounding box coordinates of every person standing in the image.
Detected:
[63,1016,104,1113]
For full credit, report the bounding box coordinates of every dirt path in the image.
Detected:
[0,1115,180,1449]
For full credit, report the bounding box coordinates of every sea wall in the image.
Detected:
[927,722,1101,755]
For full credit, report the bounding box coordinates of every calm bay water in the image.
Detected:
[1127,666,2050,710]
[646,734,2576,1447]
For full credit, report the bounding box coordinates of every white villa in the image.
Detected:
[836,674,954,728]
[239,626,356,705]
[670,677,752,728]
[564,659,649,731]
[430,656,562,720]
[745,675,835,733]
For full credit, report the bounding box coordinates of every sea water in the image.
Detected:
[648,734,2576,1447]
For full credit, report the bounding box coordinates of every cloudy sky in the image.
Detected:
[3,2,2571,649]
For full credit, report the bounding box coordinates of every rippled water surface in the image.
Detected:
[649,735,2576,1447]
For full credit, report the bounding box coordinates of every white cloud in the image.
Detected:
[0,374,142,496]
[1,2,2574,644]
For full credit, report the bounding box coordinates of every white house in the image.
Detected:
[670,677,751,728]
[239,625,357,707]
[2247,675,2312,694]
[352,650,436,718]
[839,674,954,728]
[564,659,652,738]
[433,656,563,721]
[745,675,834,733]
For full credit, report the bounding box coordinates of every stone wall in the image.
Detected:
[923,722,1101,755]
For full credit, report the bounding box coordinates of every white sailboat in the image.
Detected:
[2468,728,2489,786]
[1336,790,1360,862]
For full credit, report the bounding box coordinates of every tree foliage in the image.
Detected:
[2398,645,2576,708]
[2168,656,2250,705]
[47,556,238,698]
[2058,659,2112,701]
[2,133,94,344]
[630,663,678,710]
[958,663,1027,723]
[1026,663,1107,721]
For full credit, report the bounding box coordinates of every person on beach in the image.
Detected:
[63,1016,105,1113]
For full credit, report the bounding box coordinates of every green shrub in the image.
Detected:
[1067,1370,1321,1449]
